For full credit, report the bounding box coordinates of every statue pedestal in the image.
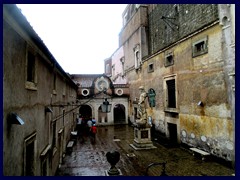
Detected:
[130,127,157,150]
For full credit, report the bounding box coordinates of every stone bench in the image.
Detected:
[66,141,74,154]
[70,131,78,144]
[190,147,210,161]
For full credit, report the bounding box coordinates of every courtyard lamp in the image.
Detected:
[101,98,112,113]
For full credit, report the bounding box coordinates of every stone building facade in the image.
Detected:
[108,4,235,164]
[70,74,129,125]
[3,5,78,175]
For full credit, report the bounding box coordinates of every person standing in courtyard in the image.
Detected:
[92,117,96,125]
[90,124,97,144]
[87,118,93,136]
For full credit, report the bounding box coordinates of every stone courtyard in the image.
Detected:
[56,124,235,176]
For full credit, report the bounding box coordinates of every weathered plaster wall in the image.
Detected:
[119,5,148,46]
[126,14,233,161]
[3,5,78,175]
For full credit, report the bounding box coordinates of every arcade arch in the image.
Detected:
[113,103,126,124]
[79,105,92,120]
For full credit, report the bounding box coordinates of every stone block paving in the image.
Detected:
[56,125,235,176]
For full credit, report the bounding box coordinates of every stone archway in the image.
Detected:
[79,105,92,120]
[113,104,126,124]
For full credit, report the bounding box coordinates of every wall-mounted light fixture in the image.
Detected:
[45,107,53,113]
[197,101,204,107]
[8,112,24,125]
[101,98,112,113]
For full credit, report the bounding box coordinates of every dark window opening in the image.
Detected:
[27,51,35,82]
[166,79,176,108]
[195,41,205,52]
[26,141,34,176]
[82,90,88,95]
[53,74,56,90]
[134,107,138,119]
[148,63,154,72]
[41,159,47,176]
[165,54,174,67]
[192,37,208,57]
[52,121,56,147]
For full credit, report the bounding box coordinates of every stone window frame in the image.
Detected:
[40,144,51,176]
[115,88,124,96]
[40,153,49,176]
[25,45,37,91]
[163,74,178,113]
[52,120,57,149]
[164,52,174,67]
[134,44,141,70]
[82,88,90,96]
[192,36,208,58]
[148,63,154,73]
[106,63,110,74]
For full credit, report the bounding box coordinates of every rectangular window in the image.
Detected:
[106,64,110,74]
[134,107,138,119]
[26,142,35,175]
[40,144,51,176]
[63,81,66,96]
[166,79,176,108]
[53,73,57,94]
[164,75,178,112]
[192,36,208,57]
[52,121,56,147]
[165,53,174,67]
[25,47,37,90]
[27,51,35,82]
[41,158,48,176]
[148,63,154,73]
[134,45,141,70]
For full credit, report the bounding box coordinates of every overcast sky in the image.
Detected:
[16,4,127,74]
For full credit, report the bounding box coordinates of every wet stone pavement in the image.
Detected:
[55,124,235,176]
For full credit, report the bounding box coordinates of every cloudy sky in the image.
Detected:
[17,4,127,74]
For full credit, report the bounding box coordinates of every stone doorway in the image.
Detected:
[114,104,126,124]
[167,123,178,144]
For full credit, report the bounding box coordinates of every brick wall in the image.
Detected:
[148,4,218,54]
